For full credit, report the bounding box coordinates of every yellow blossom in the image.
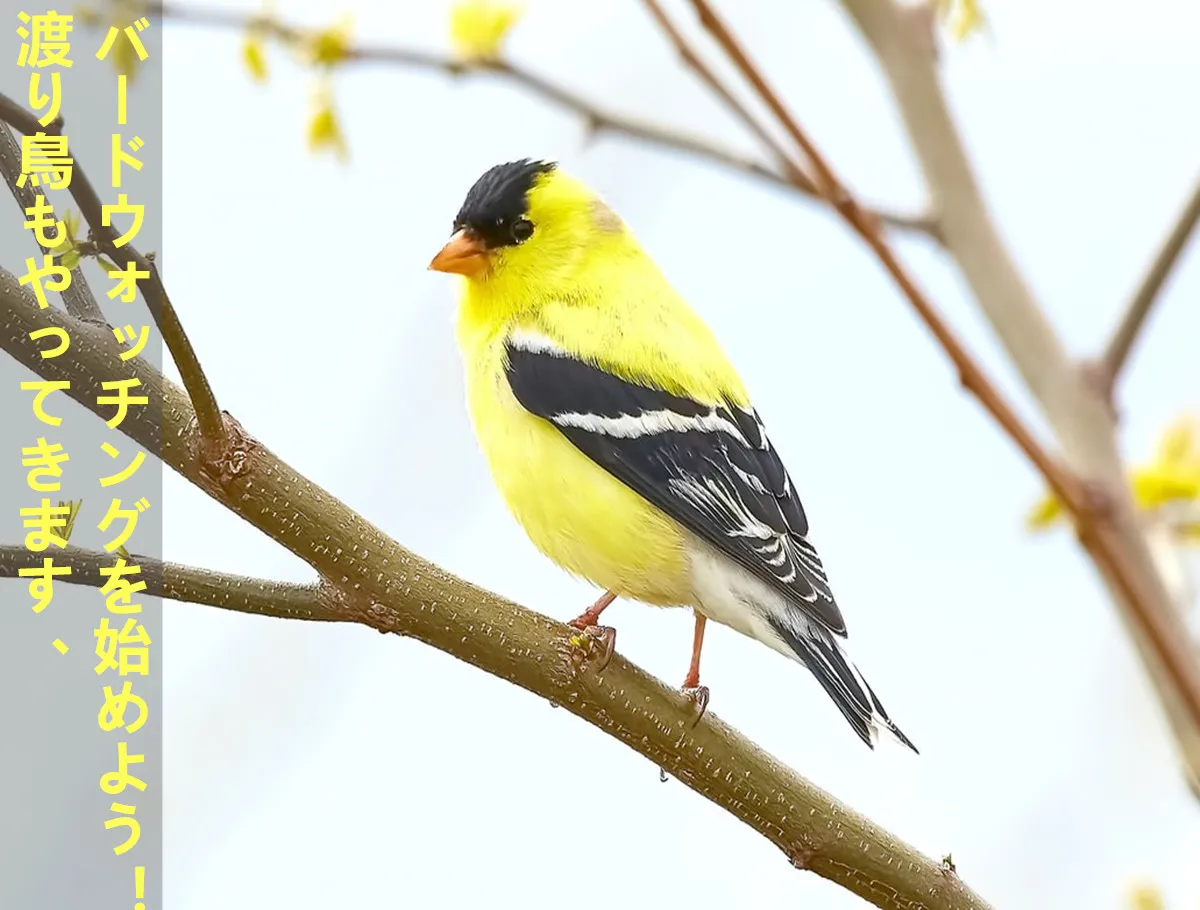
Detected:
[1025,492,1064,530]
[58,499,82,544]
[236,1,276,82]
[450,0,523,63]
[242,28,269,82]
[55,208,83,271]
[932,0,986,42]
[1027,413,1200,544]
[1156,412,1200,465]
[1175,520,1200,543]
[76,6,102,27]
[299,13,353,68]
[1126,880,1164,910]
[306,81,348,163]
[103,1,148,84]
[112,38,139,82]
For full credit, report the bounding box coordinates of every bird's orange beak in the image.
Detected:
[428,230,489,278]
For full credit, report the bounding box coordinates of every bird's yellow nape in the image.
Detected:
[523,169,608,238]
[429,229,490,278]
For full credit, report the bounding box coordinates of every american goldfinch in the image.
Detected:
[430,159,916,751]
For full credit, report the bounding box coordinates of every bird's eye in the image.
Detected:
[511,218,534,244]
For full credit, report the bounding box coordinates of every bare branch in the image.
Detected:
[0,267,992,910]
[670,0,1073,490]
[0,122,105,322]
[838,0,1200,793]
[145,1,935,238]
[0,90,227,444]
[1101,170,1200,393]
[0,545,330,622]
[638,0,816,192]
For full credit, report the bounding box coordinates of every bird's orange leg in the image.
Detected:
[569,590,616,630]
[568,590,617,670]
[682,612,710,723]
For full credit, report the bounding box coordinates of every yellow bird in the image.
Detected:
[430,159,916,751]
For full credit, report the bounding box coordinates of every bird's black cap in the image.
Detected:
[453,159,556,249]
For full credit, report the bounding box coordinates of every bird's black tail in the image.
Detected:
[769,616,918,753]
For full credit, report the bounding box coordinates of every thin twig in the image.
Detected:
[1,265,991,910]
[0,544,331,622]
[0,90,227,444]
[638,0,815,192]
[146,1,935,237]
[677,0,1070,481]
[1101,170,1200,392]
[0,122,105,321]
[668,0,1200,742]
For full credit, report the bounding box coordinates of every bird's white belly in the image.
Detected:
[684,535,798,661]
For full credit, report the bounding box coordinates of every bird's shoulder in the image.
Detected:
[523,283,747,408]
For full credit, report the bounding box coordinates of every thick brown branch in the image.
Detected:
[838,0,1200,792]
[0,90,226,444]
[0,545,329,622]
[0,122,105,322]
[0,268,991,909]
[145,1,935,237]
[1101,170,1200,393]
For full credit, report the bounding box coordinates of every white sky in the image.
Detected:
[160,1,1200,907]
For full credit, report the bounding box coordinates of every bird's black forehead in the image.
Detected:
[454,159,556,231]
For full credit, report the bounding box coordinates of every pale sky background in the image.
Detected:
[153,1,1200,907]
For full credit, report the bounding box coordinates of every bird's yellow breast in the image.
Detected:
[460,325,692,607]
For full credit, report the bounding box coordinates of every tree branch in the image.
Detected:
[1100,170,1200,395]
[145,1,936,238]
[0,90,227,444]
[0,268,991,909]
[837,0,1200,795]
[0,544,331,622]
[0,122,105,322]
[638,0,816,193]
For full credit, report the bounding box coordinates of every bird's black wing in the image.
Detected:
[504,333,846,635]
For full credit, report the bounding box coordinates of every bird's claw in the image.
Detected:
[681,685,709,726]
[569,623,616,671]
[590,625,616,670]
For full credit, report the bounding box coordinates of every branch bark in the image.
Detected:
[0,545,330,622]
[0,268,991,909]
[1100,170,1200,394]
[0,122,105,322]
[0,90,227,444]
[146,1,936,238]
[838,0,1200,795]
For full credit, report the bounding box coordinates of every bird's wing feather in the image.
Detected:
[504,329,847,636]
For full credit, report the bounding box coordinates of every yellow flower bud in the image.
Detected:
[450,0,523,63]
